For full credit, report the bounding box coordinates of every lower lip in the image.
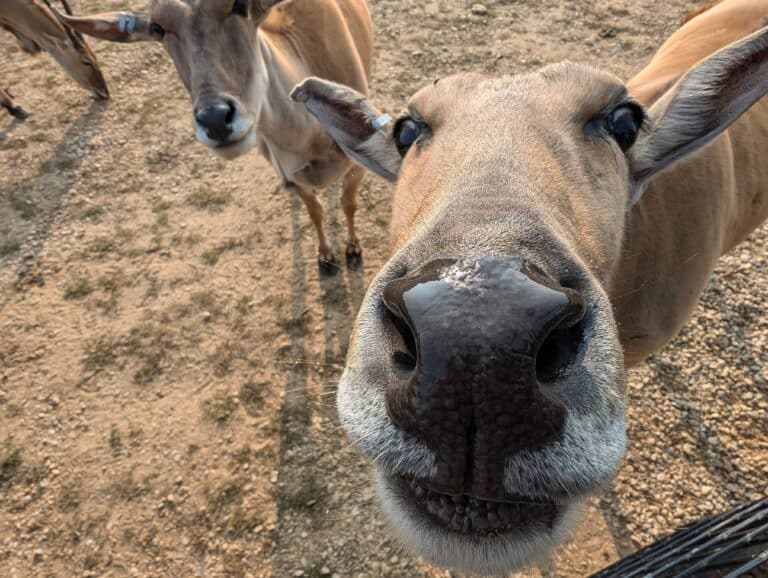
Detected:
[396,478,559,534]
[213,135,249,150]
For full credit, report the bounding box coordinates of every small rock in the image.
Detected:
[320,567,331,576]
[470,4,488,16]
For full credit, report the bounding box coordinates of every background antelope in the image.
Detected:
[60,0,373,275]
[294,0,768,573]
[0,0,108,119]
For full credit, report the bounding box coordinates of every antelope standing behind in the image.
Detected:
[59,0,373,274]
[292,0,768,574]
[0,0,108,119]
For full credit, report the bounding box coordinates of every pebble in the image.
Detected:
[470,4,488,16]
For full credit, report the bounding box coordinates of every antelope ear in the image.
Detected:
[52,10,164,43]
[628,26,768,204]
[291,77,401,182]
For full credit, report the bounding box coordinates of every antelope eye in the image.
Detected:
[231,0,249,17]
[394,117,422,155]
[608,104,643,152]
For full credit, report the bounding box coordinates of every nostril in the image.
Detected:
[385,308,417,374]
[535,311,586,384]
[225,100,236,125]
[194,102,234,141]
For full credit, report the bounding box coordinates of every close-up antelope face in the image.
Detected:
[59,0,286,160]
[293,23,768,575]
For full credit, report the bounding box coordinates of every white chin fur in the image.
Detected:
[196,127,258,160]
[375,470,582,577]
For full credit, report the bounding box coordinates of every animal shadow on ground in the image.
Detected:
[271,187,372,575]
[0,100,106,299]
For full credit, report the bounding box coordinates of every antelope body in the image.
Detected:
[293,0,768,574]
[0,0,108,119]
[615,0,768,366]
[62,0,373,274]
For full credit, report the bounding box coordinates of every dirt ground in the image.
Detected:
[1,0,767,577]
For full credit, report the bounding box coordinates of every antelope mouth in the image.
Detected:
[375,469,578,575]
[206,126,257,159]
[392,476,560,535]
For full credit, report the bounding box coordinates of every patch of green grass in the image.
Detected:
[64,278,93,300]
[188,187,231,210]
[280,401,309,447]
[278,313,311,335]
[151,199,171,213]
[116,227,134,243]
[124,324,174,385]
[0,139,28,151]
[0,241,21,258]
[235,295,252,316]
[202,238,243,266]
[203,392,238,425]
[190,290,222,319]
[321,284,348,308]
[209,340,246,377]
[231,446,252,465]
[58,483,81,512]
[78,204,105,220]
[209,481,243,512]
[144,274,161,300]
[108,471,150,502]
[88,236,115,256]
[156,212,170,227]
[133,351,164,385]
[109,427,122,453]
[96,294,118,314]
[10,192,36,219]
[94,272,124,314]
[98,273,123,293]
[239,381,264,410]
[53,156,77,171]
[225,507,262,538]
[0,449,22,486]
[279,475,324,511]
[83,336,118,372]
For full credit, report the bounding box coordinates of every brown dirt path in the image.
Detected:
[1,1,766,577]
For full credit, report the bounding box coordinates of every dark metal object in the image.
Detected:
[592,497,768,578]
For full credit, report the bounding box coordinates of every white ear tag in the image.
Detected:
[117,12,137,34]
[371,114,391,132]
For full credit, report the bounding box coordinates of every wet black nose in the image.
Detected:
[194,101,235,142]
[382,257,586,501]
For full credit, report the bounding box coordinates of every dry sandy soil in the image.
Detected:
[1,0,767,576]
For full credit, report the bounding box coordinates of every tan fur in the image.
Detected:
[617,0,768,365]
[0,0,108,114]
[680,0,723,25]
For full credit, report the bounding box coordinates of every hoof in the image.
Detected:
[7,106,29,120]
[318,253,340,277]
[346,242,363,271]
